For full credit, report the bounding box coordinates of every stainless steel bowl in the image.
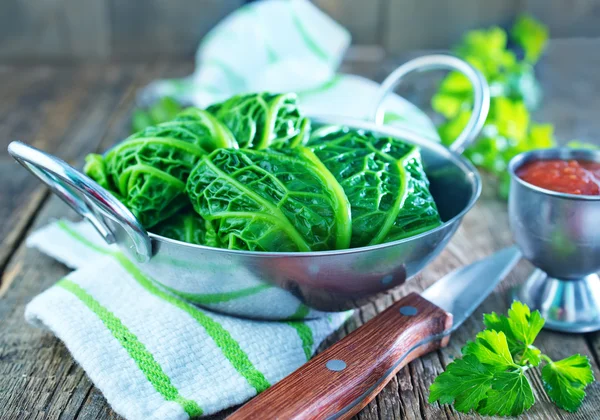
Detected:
[509,148,600,332]
[8,54,489,320]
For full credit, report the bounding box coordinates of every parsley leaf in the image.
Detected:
[431,72,472,119]
[506,301,544,347]
[484,301,544,366]
[454,27,516,79]
[511,14,549,64]
[464,330,515,369]
[478,371,535,416]
[542,354,595,412]
[428,354,496,413]
[429,302,595,416]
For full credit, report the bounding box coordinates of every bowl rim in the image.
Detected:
[148,115,482,258]
[508,147,600,202]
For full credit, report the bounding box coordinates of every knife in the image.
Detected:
[228,246,521,420]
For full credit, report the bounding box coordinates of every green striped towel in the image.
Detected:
[140,0,439,141]
[25,220,352,419]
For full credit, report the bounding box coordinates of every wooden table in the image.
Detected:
[2,40,600,419]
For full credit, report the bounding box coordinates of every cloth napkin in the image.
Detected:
[139,0,438,140]
[26,220,352,419]
[24,1,439,419]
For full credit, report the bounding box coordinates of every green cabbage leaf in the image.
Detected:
[84,91,443,251]
[207,93,310,149]
[152,211,218,247]
[83,153,113,192]
[84,109,235,228]
[186,147,351,252]
[309,126,442,247]
[172,108,238,150]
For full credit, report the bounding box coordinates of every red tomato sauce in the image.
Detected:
[516,159,600,196]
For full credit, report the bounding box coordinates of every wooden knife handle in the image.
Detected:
[228,293,453,420]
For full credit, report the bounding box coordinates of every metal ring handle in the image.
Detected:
[7,141,152,263]
[372,54,490,154]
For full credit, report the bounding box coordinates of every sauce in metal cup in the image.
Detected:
[516,158,600,196]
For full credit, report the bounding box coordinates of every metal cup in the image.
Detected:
[508,148,600,332]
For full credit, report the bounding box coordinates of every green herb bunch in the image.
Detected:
[429,301,595,415]
[432,15,553,198]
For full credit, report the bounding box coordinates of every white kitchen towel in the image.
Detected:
[26,219,352,419]
[139,0,439,140]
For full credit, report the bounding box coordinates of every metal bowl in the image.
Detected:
[8,54,489,320]
[508,148,600,332]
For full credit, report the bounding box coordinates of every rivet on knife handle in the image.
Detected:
[227,293,452,420]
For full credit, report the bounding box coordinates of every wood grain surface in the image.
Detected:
[229,294,452,420]
[3,0,600,60]
[0,0,243,61]
[1,40,600,419]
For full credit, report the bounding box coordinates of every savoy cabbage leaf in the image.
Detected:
[186,147,351,252]
[85,109,235,228]
[309,126,441,247]
[152,211,219,247]
[207,92,310,149]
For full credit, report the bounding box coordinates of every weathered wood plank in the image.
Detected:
[313,0,383,45]
[524,0,600,38]
[533,38,600,144]
[383,0,521,56]
[382,0,520,55]
[385,0,454,55]
[0,0,241,61]
[62,0,111,59]
[0,0,110,60]
[382,0,600,58]
[0,66,83,275]
[0,62,193,420]
[0,0,69,60]
[3,0,600,61]
[0,65,134,289]
[0,62,194,291]
[108,0,242,59]
[0,197,120,420]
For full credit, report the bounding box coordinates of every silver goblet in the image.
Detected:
[508,148,600,333]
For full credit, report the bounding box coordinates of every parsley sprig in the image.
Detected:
[429,301,595,415]
[431,15,558,200]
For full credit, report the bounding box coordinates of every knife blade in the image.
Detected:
[228,246,522,420]
[421,246,521,334]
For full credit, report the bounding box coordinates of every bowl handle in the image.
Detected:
[7,141,152,263]
[371,54,490,154]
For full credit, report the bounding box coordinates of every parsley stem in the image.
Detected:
[519,364,533,373]
[540,354,553,364]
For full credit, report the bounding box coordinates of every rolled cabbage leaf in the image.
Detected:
[84,110,235,228]
[172,108,238,150]
[152,211,218,247]
[309,126,442,247]
[186,147,351,252]
[207,93,310,149]
[83,153,113,192]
